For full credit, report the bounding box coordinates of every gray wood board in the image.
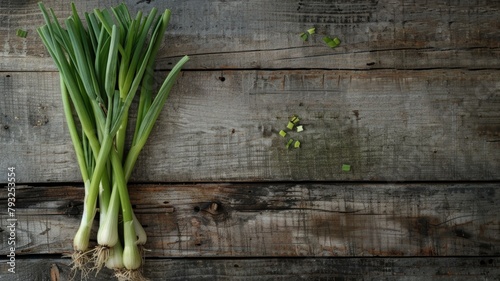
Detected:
[1,70,499,183]
[1,183,499,257]
[0,257,499,281]
[1,0,499,71]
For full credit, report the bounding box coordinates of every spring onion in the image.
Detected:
[37,2,189,280]
[286,138,294,149]
[279,130,287,137]
[296,125,304,132]
[287,121,295,130]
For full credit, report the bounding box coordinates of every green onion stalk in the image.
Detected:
[37,2,189,280]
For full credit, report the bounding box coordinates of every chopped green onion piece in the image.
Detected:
[294,140,301,148]
[287,121,294,130]
[296,125,304,132]
[292,117,300,124]
[323,36,341,48]
[300,28,315,41]
[342,164,351,172]
[16,29,28,38]
[286,138,294,149]
[279,130,287,137]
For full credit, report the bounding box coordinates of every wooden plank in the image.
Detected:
[1,0,499,71]
[1,257,499,281]
[1,70,500,182]
[1,183,499,257]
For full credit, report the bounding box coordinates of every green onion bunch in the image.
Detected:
[37,2,189,280]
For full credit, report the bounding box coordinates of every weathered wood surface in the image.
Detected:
[1,257,499,281]
[1,70,499,182]
[1,0,499,280]
[1,0,500,71]
[2,1,500,183]
[1,183,499,257]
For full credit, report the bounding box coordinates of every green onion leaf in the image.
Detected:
[342,164,351,172]
[296,125,304,132]
[279,130,287,137]
[287,121,294,130]
[286,138,294,149]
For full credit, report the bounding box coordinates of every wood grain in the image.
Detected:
[1,257,499,281]
[0,0,499,71]
[1,183,499,257]
[1,70,499,183]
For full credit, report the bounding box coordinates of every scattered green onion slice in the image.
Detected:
[300,27,316,41]
[342,164,351,172]
[278,114,304,148]
[16,29,28,38]
[323,36,341,48]
[294,140,301,148]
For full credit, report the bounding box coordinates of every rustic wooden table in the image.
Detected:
[1,0,500,280]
